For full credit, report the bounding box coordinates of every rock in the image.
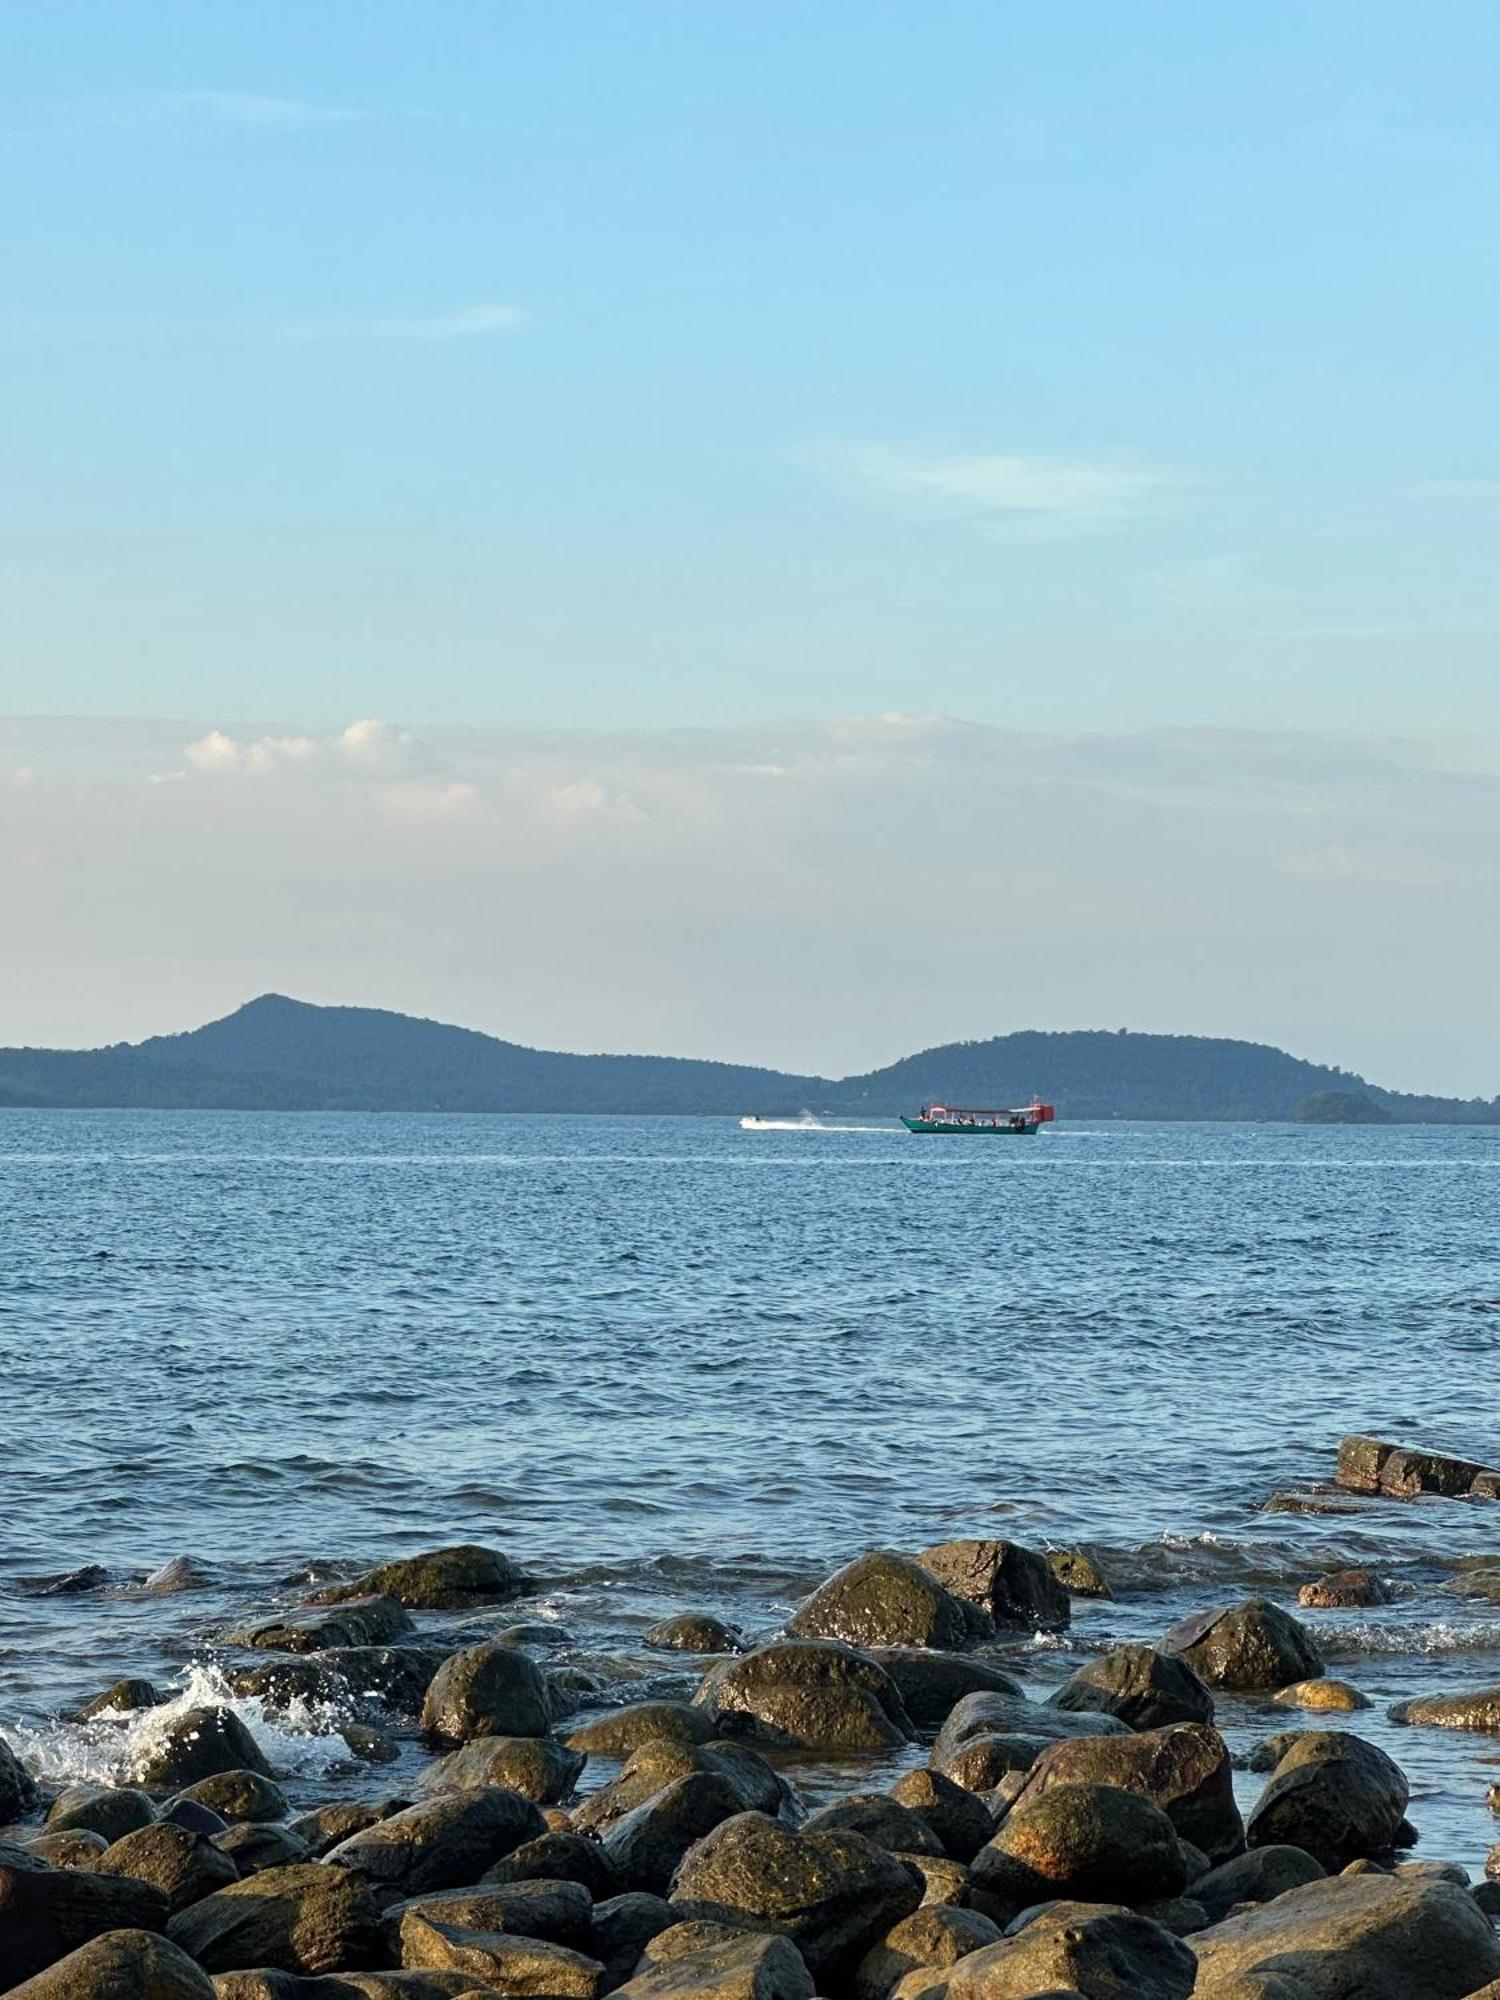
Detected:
[313,1545,527,1611]
[1248,1731,1308,1773]
[614,1932,813,2000]
[644,1616,745,1655]
[0,1863,170,1984]
[639,1922,774,1969]
[162,1799,231,1838]
[1047,1646,1214,1730]
[417,1735,586,1804]
[215,1823,313,1874]
[341,1723,400,1765]
[287,1803,393,1858]
[1191,1870,1500,1997]
[1046,1550,1112,1599]
[421,1644,554,1744]
[498,1623,575,1649]
[392,1878,594,1950]
[670,1812,924,1982]
[312,1645,455,1717]
[803,1795,946,1858]
[483,1831,626,1900]
[1007,1721,1243,1862]
[916,1541,1069,1633]
[2,1928,215,1999]
[1273,1679,1369,1712]
[853,1907,1003,2000]
[398,1914,604,1991]
[46,1783,157,1842]
[1296,1570,1391,1610]
[601,1773,747,1893]
[969,1782,1186,1921]
[931,1692,1128,1768]
[1161,1599,1323,1691]
[165,1863,387,1974]
[229,1595,414,1654]
[211,1975,484,2000]
[1390,1687,1500,1731]
[575,1741,794,1836]
[1334,1434,1500,1500]
[889,1771,994,1864]
[788,1552,980,1651]
[1245,1731,1410,1869]
[930,1734,1050,1793]
[868,1653,1024,1731]
[904,1857,970,1907]
[79,1676,164,1718]
[96,1820,241,1911]
[172,1769,291,1823]
[593,1890,677,1987]
[142,1556,215,1595]
[136,1708,273,1789]
[24,1830,107,1870]
[944,1901,1196,2000]
[695,1642,913,1754]
[568,1704,721,1756]
[1192,1844,1327,1921]
[326,1787,546,1893]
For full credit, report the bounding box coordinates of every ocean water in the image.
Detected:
[4,1109,1500,1861]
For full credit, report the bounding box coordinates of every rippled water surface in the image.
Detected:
[5,1111,1500,1860]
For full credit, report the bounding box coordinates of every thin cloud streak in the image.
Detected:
[269,304,528,344]
[816,444,1184,540]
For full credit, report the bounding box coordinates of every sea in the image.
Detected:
[4,1109,1500,1864]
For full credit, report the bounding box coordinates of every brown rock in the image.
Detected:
[326,1787,547,1894]
[165,1862,387,1974]
[420,1644,553,1745]
[416,1735,585,1804]
[1009,1720,1243,1861]
[137,1708,273,1790]
[916,1541,1069,1633]
[314,1545,527,1611]
[3,1928,214,1998]
[695,1642,913,1754]
[852,1906,1001,2000]
[969,1782,1186,1921]
[228,1595,414,1653]
[1161,1599,1323,1692]
[1296,1569,1391,1609]
[0,1863,170,1984]
[96,1820,240,1912]
[788,1552,980,1651]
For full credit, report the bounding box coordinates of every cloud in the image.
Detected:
[819,445,1180,539]
[85,89,369,133]
[1410,478,1500,503]
[335,718,425,775]
[271,304,527,345]
[184,729,318,775]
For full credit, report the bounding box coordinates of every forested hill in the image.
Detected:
[0,995,1494,1121]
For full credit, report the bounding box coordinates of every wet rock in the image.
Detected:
[417,1735,586,1804]
[2,1928,215,1999]
[1335,1433,1500,1501]
[593,1890,677,1988]
[45,1783,157,1842]
[313,1545,527,1611]
[868,1652,1024,1731]
[1245,1731,1410,1870]
[1390,1686,1500,1731]
[644,1616,745,1655]
[1046,1549,1112,1599]
[1191,1869,1500,1997]
[638,1922,767,1969]
[172,1769,291,1824]
[568,1704,720,1756]
[889,1771,994,1864]
[78,1676,164,1718]
[399,1911,605,1989]
[1162,1599,1324,1691]
[1247,1730,1307,1773]
[391,1877,595,1951]
[853,1907,1003,2000]
[614,1932,812,2000]
[1273,1678,1369,1712]
[945,1901,1195,2000]
[969,1781,1186,1921]
[317,1645,457,1718]
[229,1595,415,1655]
[212,1975,485,1999]
[670,1811,924,1982]
[916,1541,1069,1633]
[601,1772,747,1893]
[142,1555,215,1595]
[165,1862,387,1974]
[788,1552,980,1651]
[931,1692,1127,1767]
[0,1862,170,1983]
[482,1830,626,1899]
[32,1564,111,1596]
[1047,1645,1214,1731]
[1296,1569,1391,1610]
[23,1829,107,1870]
[137,1707,274,1789]
[421,1643,554,1744]
[286,1803,392,1859]
[215,1822,313,1874]
[695,1641,913,1754]
[1192,1844,1327,1922]
[97,1819,241,1912]
[929,1733,1050,1792]
[1008,1720,1243,1862]
[326,1786,546,1893]
[574,1741,794,1836]
[803,1794,946,1858]
[498,1622,575,1649]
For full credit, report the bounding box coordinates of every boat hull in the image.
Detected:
[900,1116,1041,1135]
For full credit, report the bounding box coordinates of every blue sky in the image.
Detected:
[4,1,1500,731]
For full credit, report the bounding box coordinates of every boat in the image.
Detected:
[740,1110,827,1131]
[901,1100,1055,1135]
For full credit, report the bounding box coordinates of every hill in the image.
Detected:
[0,995,1494,1121]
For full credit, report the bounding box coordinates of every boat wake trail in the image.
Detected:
[739,1117,891,1133]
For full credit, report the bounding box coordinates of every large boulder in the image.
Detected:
[568,1704,720,1756]
[45,1784,157,1842]
[593,1891,678,1988]
[420,1643,553,1744]
[1162,1599,1323,1691]
[0,1736,37,1820]
[575,1741,793,1835]
[601,1772,747,1893]
[95,1820,240,1911]
[227,1595,413,1654]
[482,1831,626,1899]
[868,1653,1024,1732]
[1191,1870,1500,1998]
[1245,1731,1410,1869]
[313,1544,527,1610]
[1048,1645,1214,1730]
[136,1708,273,1789]
[802,1794,945,1858]
[325,1786,546,1893]
[2,1928,215,1999]
[614,1932,814,2000]
[391,1878,594,1956]
[1192,1844,1327,1923]
[931,1691,1127,1769]
[916,1541,1069,1633]
[788,1553,979,1651]
[889,1770,995,1863]
[852,1907,1003,2000]
[165,1863,387,1974]
[0,1862,169,1983]
[1390,1687,1500,1731]
[938,1901,1196,2000]
[695,1641,913,1753]
[670,1811,923,1982]
[1010,1721,1243,1863]
[398,1914,604,1990]
[416,1734,585,1804]
[969,1782,1186,1922]
[172,1770,289,1824]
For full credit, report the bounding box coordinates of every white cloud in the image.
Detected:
[167,90,369,130]
[184,728,319,776]
[376,779,480,827]
[820,446,1180,539]
[183,729,243,774]
[272,304,527,345]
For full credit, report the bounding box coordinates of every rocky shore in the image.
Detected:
[7,1531,1500,2000]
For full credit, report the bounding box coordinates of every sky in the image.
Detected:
[3,5,1499,1089]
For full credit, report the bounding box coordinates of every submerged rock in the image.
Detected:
[313,1544,528,1610]
[77,1676,164,1719]
[1297,1568,1392,1610]
[228,1594,414,1655]
[788,1552,980,1651]
[1390,1687,1500,1731]
[644,1614,746,1655]
[1274,1678,1370,1712]
[1047,1645,1214,1731]
[1335,1434,1500,1501]
[696,1640,913,1753]
[916,1540,1069,1633]
[1162,1598,1323,1691]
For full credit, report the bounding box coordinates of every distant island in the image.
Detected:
[0,994,1494,1122]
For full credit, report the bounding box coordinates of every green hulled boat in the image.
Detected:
[901,1100,1055,1135]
